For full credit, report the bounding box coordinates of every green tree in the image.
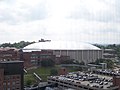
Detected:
[95,58,104,65]
[104,59,114,69]
[50,69,58,76]
[95,58,114,69]
[26,79,32,86]
[0,41,35,49]
[79,61,85,65]
[41,59,55,67]
[60,59,74,64]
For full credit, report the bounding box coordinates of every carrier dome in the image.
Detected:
[23,41,100,51]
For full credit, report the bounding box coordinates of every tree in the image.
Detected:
[95,58,104,65]
[79,61,85,65]
[104,59,114,69]
[60,59,74,64]
[26,79,32,86]
[50,69,58,76]
[0,41,35,49]
[41,59,55,67]
[95,58,114,69]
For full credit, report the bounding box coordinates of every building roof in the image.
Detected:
[0,47,19,51]
[23,41,101,51]
[0,61,24,64]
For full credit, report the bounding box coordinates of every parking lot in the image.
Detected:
[48,71,115,89]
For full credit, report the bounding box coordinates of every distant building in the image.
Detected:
[58,67,68,75]
[103,49,117,60]
[22,50,55,68]
[100,63,107,69]
[0,47,20,61]
[38,38,51,42]
[113,76,120,90]
[22,41,103,68]
[0,61,24,90]
[0,41,103,69]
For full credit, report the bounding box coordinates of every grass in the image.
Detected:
[24,74,36,85]
[28,67,52,74]
[24,66,59,85]
[24,65,80,85]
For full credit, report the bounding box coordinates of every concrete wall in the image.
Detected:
[53,50,102,64]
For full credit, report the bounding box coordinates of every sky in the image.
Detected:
[0,0,120,44]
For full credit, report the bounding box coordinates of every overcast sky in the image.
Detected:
[0,0,120,44]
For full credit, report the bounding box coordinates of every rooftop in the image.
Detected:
[23,41,100,51]
[0,61,24,64]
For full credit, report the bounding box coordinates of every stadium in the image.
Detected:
[23,41,102,67]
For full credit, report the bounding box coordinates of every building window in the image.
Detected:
[12,81,15,85]
[4,76,10,80]
[3,82,6,86]
[12,87,15,90]
[31,60,37,65]
[3,86,6,90]
[12,76,15,79]
[16,76,20,79]
[16,80,20,85]
[16,88,20,90]
[7,82,10,85]
[31,54,38,59]
[7,88,10,90]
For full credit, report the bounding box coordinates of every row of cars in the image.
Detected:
[49,71,113,89]
[93,69,120,76]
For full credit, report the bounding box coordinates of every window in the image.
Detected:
[12,87,15,90]
[4,76,10,80]
[16,76,20,79]
[16,81,20,85]
[16,88,20,90]
[12,82,15,85]
[7,82,10,85]
[7,88,10,90]
[3,86,6,90]
[31,60,37,65]
[3,82,6,86]
[12,76,16,79]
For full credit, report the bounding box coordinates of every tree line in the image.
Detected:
[0,41,35,49]
[94,44,120,59]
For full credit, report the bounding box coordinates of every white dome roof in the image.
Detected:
[23,41,100,51]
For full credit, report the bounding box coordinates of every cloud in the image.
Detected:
[0,0,48,24]
[0,0,120,44]
[68,0,119,23]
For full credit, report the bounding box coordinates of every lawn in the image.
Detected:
[24,65,80,86]
[24,66,59,85]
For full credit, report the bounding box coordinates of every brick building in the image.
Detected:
[22,50,55,68]
[0,48,20,61]
[58,67,68,75]
[113,76,120,90]
[0,61,24,90]
[0,41,103,69]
